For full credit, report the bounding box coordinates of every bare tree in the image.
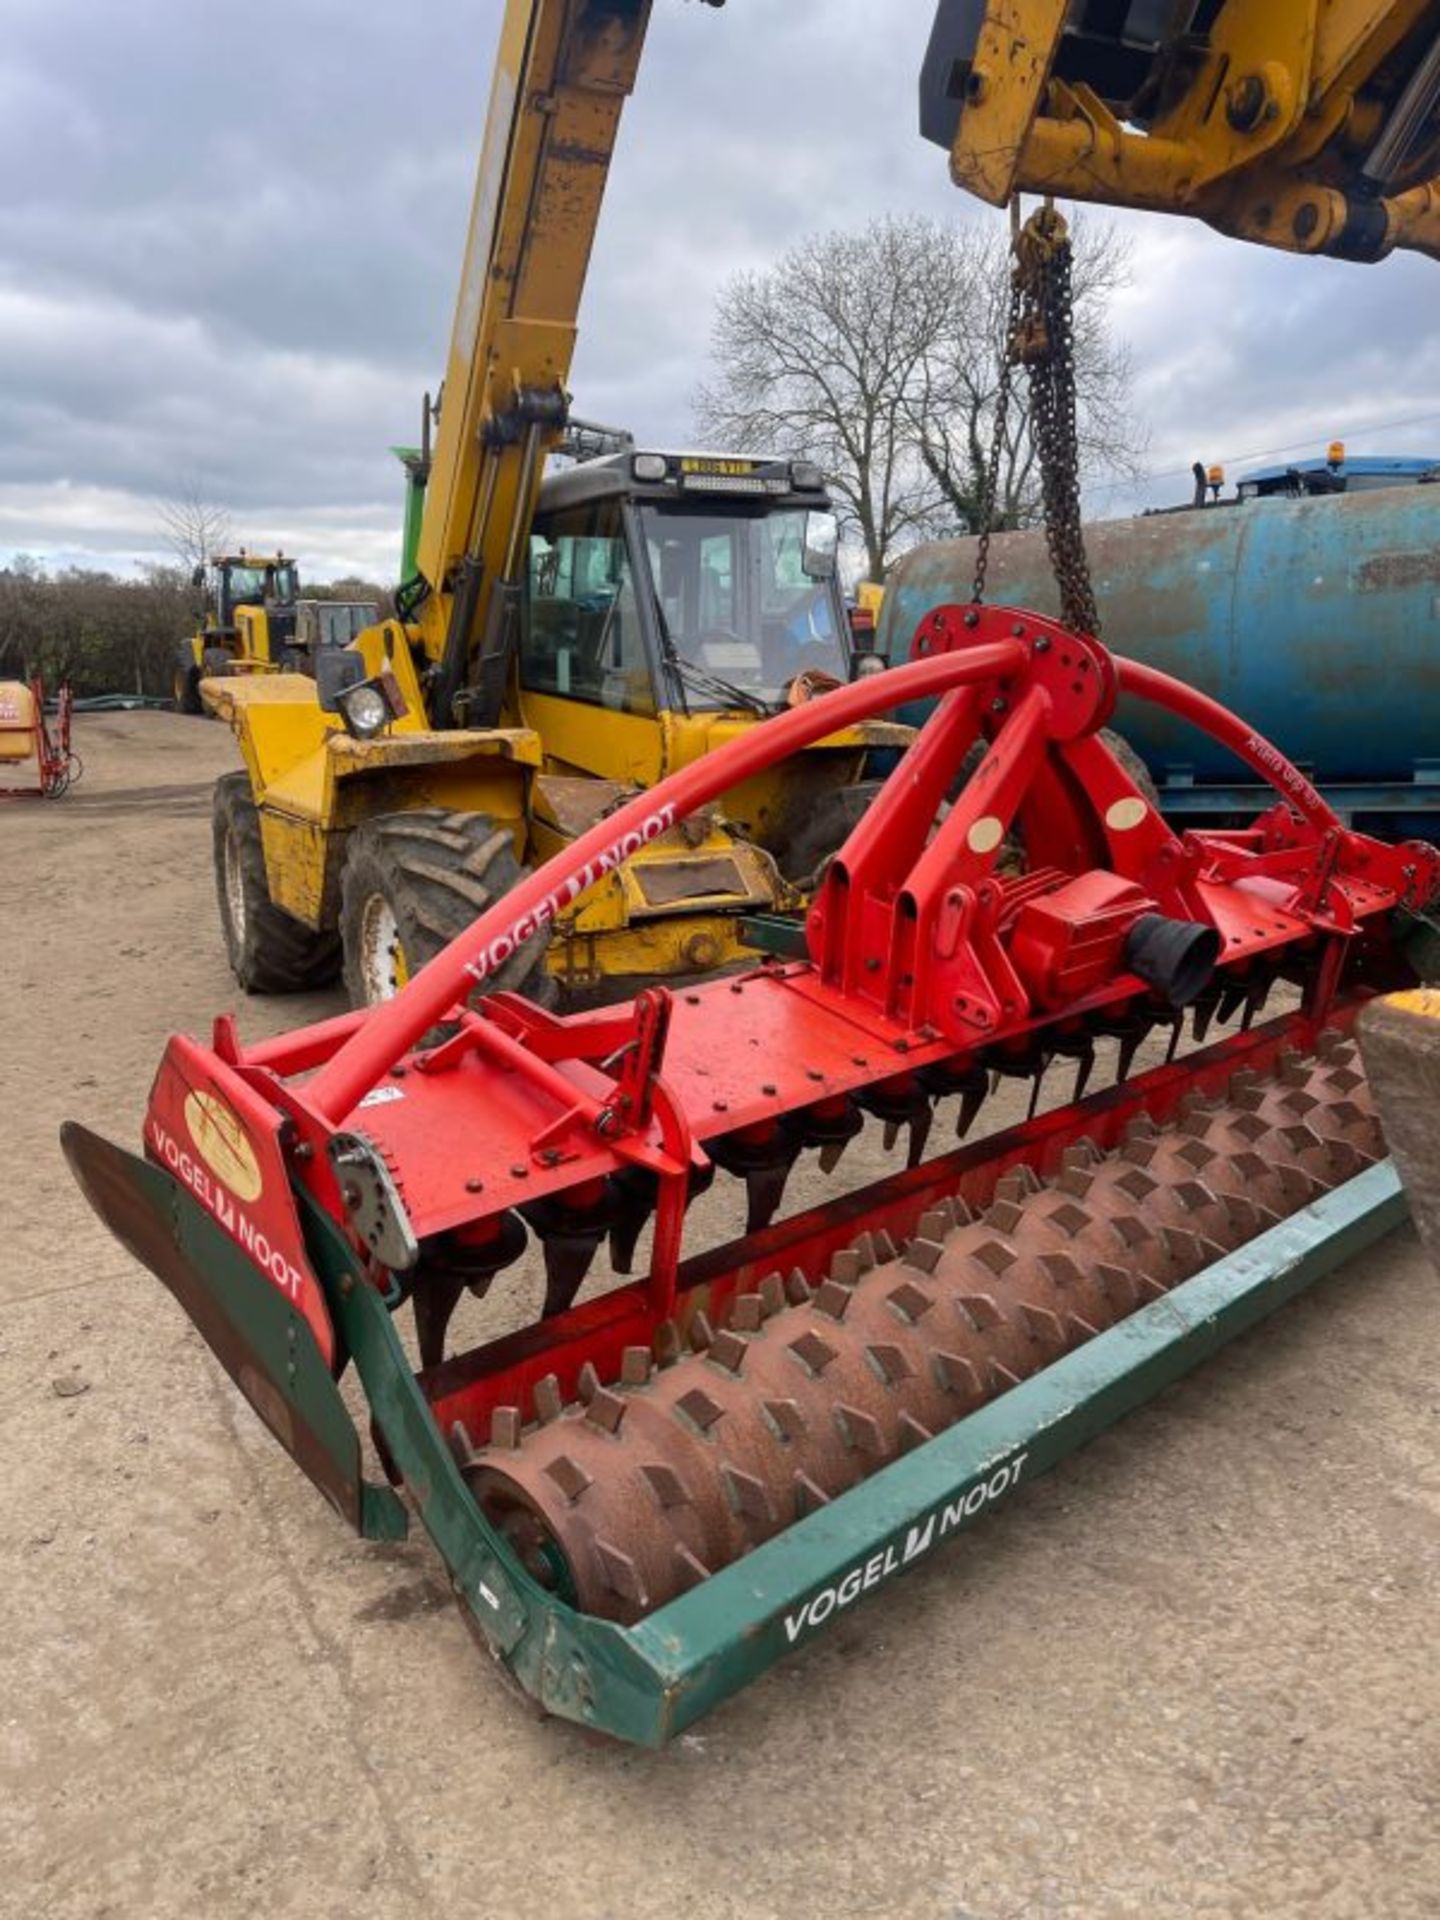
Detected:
[694,216,1145,578]
[0,560,194,696]
[909,218,1146,536]
[158,480,233,579]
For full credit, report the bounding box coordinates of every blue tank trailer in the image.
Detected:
[878,451,1440,843]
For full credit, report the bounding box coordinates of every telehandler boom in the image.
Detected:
[924,0,1440,259]
[208,0,901,1009]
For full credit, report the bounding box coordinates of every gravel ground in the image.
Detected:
[3,711,1439,1920]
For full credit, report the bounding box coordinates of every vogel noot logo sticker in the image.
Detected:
[183,1091,264,1203]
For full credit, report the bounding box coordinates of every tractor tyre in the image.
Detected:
[950,727,1162,812]
[774,780,885,889]
[1101,729,1162,813]
[339,810,554,1009]
[212,773,342,994]
[174,663,203,715]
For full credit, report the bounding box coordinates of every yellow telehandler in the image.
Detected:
[175,551,380,714]
[204,0,905,1008]
[174,552,297,714]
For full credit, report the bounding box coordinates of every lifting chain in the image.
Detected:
[972,202,1100,639]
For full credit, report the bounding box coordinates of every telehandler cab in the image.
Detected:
[206,445,902,1006]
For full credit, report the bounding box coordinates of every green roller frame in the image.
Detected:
[74,1115,1403,1747]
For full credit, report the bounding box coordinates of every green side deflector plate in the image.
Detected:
[61,1119,1408,1746]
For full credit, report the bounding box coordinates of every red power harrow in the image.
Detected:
[63,606,1439,1737]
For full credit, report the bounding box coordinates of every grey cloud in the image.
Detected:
[1,0,1434,577]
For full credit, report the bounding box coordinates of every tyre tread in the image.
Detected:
[339,809,551,1008]
[211,773,341,993]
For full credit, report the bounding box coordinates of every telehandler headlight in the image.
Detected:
[336,671,406,740]
[343,685,389,736]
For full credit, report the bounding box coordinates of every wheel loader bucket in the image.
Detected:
[60,1121,405,1542]
[1359,991,1440,1275]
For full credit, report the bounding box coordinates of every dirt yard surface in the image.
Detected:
[4,712,1439,1920]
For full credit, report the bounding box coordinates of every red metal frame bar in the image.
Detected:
[304,642,1026,1120]
[1116,656,1335,831]
[151,604,1436,1383]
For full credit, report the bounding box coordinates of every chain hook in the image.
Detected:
[970,198,1100,639]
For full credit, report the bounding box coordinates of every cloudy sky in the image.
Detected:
[1,0,1433,581]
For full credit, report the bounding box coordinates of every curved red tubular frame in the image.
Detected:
[305,620,1361,1125]
[307,641,1026,1122]
[1115,655,1338,833]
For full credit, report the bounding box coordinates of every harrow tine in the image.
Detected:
[1216,979,1249,1028]
[410,1213,528,1367]
[1241,977,1272,1033]
[956,1081,986,1139]
[1191,987,1222,1046]
[1026,1057,1053,1122]
[608,1162,716,1274]
[744,1161,794,1235]
[412,1271,468,1372]
[608,1170,657,1275]
[522,1186,618,1319]
[1069,1043,1096,1104]
[817,1139,850,1177]
[541,1239,602,1320]
[906,1103,935,1170]
[922,1064,990,1142]
[1164,1016,1184,1065]
[708,1128,796,1234]
[1114,1024,1149,1084]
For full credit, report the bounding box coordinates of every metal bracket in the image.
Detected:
[328,1133,419,1272]
[607,986,672,1134]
